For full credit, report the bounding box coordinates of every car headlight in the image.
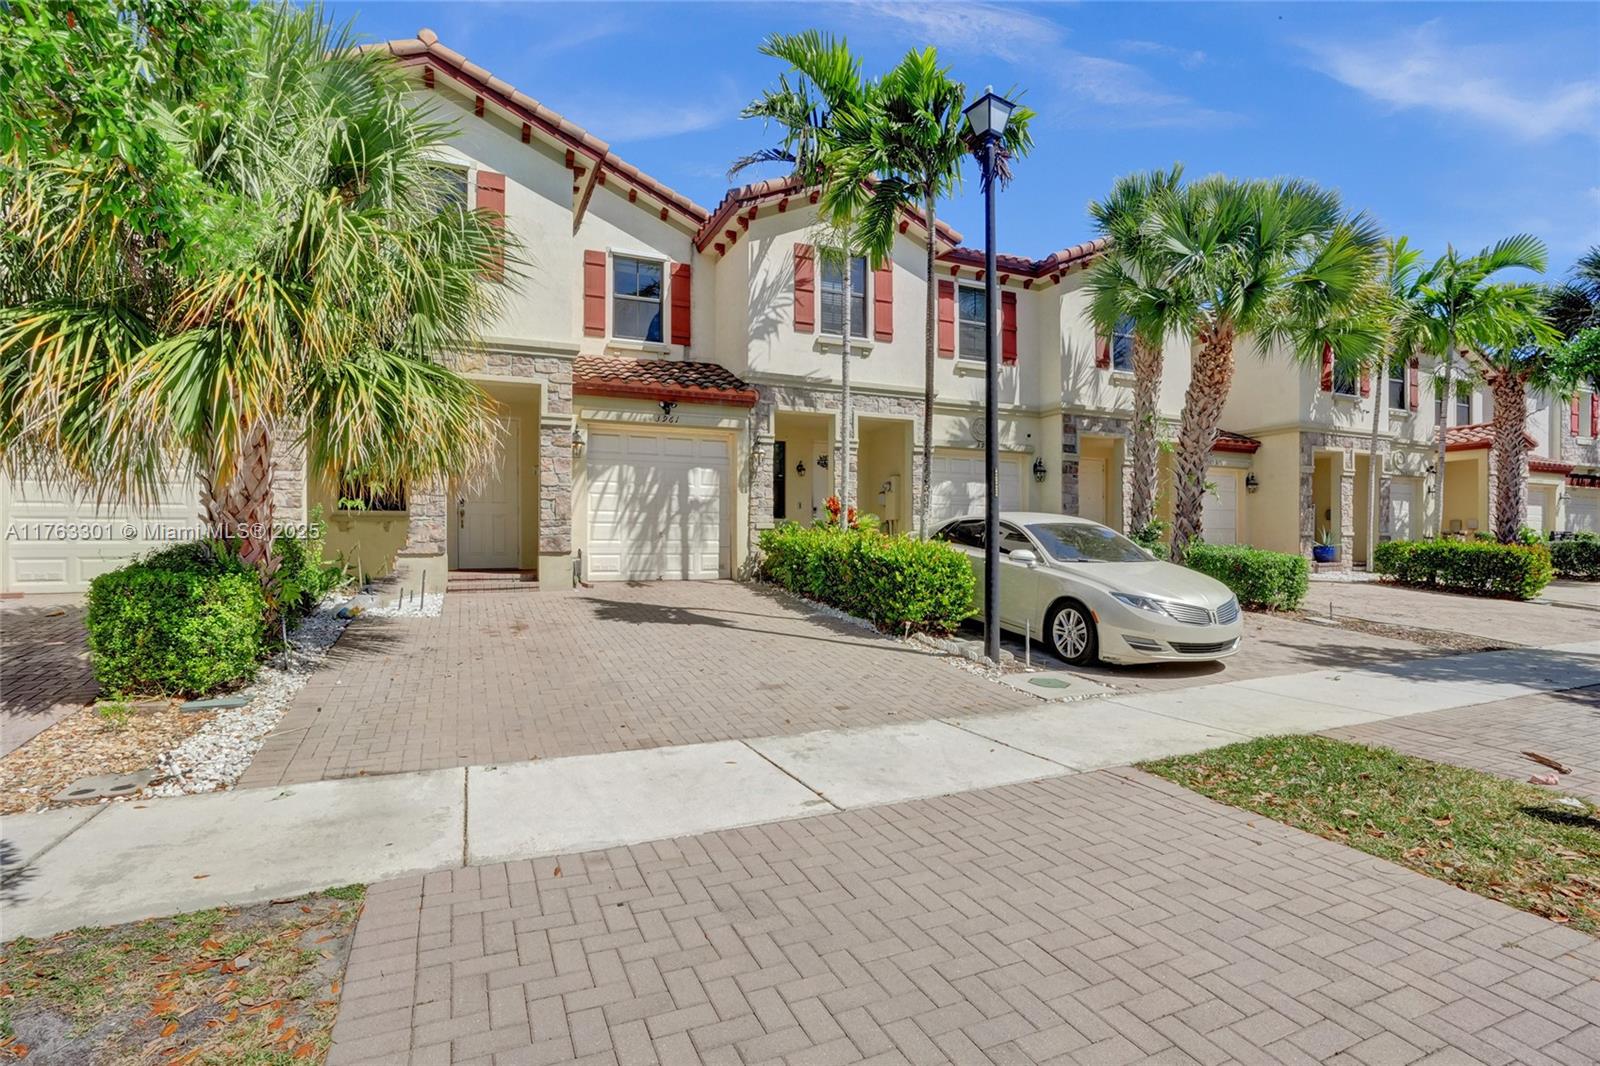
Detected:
[1111,592,1170,617]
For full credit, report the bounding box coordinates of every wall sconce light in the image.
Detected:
[571,427,586,456]
[1032,457,1048,483]
[1245,473,1259,493]
[795,459,806,476]
[816,455,829,470]
[658,400,677,416]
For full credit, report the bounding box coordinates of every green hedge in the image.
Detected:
[1184,543,1309,611]
[1373,538,1554,600]
[86,542,266,696]
[1550,534,1600,581]
[1128,520,1170,560]
[758,523,974,632]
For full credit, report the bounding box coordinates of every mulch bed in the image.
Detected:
[0,887,364,1065]
[0,706,214,817]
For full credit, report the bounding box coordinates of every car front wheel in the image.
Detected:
[1046,600,1098,666]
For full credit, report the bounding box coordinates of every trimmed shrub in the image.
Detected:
[86,542,266,696]
[1372,538,1554,600]
[1128,519,1171,560]
[1184,543,1309,611]
[272,511,345,619]
[1550,533,1600,581]
[758,523,974,632]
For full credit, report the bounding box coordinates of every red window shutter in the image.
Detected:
[669,262,692,347]
[1573,397,1582,436]
[1001,291,1018,364]
[582,250,606,337]
[1094,335,1111,368]
[1319,342,1334,391]
[873,261,893,341]
[1592,392,1598,438]
[937,280,955,357]
[475,170,506,277]
[793,243,815,334]
[1359,370,1371,397]
[1408,358,1420,410]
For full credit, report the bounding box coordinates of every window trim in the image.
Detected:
[956,283,987,361]
[818,252,869,340]
[1331,361,1359,398]
[1386,358,1408,411]
[610,252,666,344]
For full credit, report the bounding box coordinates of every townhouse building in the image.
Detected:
[2,29,1596,595]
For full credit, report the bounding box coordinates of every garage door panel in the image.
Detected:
[584,429,729,581]
[1202,473,1238,545]
[930,455,1023,524]
[1569,489,1600,533]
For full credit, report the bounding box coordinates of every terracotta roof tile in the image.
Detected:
[1444,422,1536,451]
[574,356,758,408]
[1212,430,1261,454]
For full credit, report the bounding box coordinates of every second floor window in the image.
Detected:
[957,286,986,360]
[820,255,868,338]
[435,166,469,213]
[1332,359,1359,396]
[1436,382,1471,424]
[613,256,663,343]
[1111,318,1136,372]
[1387,357,1407,410]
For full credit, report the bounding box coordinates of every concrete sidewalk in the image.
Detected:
[4,641,1597,939]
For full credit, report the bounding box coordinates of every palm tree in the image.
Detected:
[1362,238,1433,568]
[0,7,508,596]
[1415,235,1550,534]
[1131,175,1383,563]
[1548,246,1600,338]
[732,31,867,515]
[1084,166,1184,535]
[1473,293,1567,542]
[830,50,1033,536]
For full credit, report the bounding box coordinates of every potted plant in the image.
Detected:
[1312,523,1338,563]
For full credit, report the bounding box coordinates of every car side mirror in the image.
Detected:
[1010,549,1038,566]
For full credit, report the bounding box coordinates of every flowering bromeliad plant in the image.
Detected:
[822,496,860,529]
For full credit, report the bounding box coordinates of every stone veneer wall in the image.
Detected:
[1300,431,1389,568]
[1061,413,1133,526]
[748,385,924,544]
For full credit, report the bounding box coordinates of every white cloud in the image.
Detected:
[1303,21,1598,141]
[1117,39,1208,71]
[848,2,1237,128]
[564,82,744,144]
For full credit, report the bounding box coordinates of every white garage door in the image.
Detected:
[585,429,728,581]
[1202,470,1238,545]
[1526,486,1553,534]
[930,453,1023,524]
[1,472,204,593]
[1568,489,1600,534]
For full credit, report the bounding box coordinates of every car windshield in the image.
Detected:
[1026,522,1150,563]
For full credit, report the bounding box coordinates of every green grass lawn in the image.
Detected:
[1,885,365,1064]
[1143,735,1600,934]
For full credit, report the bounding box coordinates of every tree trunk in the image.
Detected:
[920,190,937,539]
[1127,337,1163,533]
[1365,355,1386,569]
[1434,324,1454,537]
[201,420,279,580]
[839,232,853,515]
[1490,372,1528,543]
[1170,325,1235,565]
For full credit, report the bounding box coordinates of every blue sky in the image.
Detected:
[327,1,1599,275]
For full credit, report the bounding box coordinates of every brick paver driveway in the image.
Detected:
[241,582,1040,787]
[329,767,1600,1066]
[0,596,98,754]
[1316,582,1600,647]
[1327,685,1600,803]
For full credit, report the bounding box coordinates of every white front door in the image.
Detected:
[1202,471,1238,545]
[1389,480,1416,541]
[585,429,728,581]
[1077,458,1106,524]
[1526,486,1552,533]
[930,453,1023,524]
[458,417,521,569]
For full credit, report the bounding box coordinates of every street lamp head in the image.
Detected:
[963,86,1016,141]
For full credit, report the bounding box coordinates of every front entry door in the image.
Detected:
[459,417,520,569]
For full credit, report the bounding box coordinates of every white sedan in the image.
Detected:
[933,512,1242,666]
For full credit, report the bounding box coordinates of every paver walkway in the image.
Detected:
[240,582,1041,788]
[1327,685,1600,802]
[329,766,1600,1066]
[1313,581,1600,646]
[0,596,97,754]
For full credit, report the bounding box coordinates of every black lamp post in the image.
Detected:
[964,85,1015,667]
